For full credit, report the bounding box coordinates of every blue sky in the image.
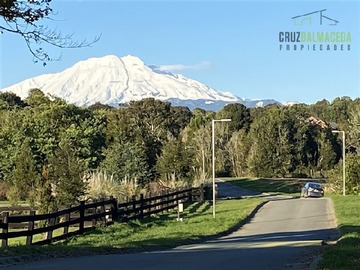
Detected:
[0,0,359,104]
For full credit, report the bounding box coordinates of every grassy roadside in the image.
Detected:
[224,177,302,196]
[318,195,360,270]
[0,198,264,259]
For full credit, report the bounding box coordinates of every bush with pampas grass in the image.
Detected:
[83,170,146,202]
[83,170,122,200]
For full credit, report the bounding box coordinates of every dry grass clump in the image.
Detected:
[83,171,146,202]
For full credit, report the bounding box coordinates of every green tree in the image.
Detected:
[126,98,173,141]
[48,139,87,206]
[328,96,352,130]
[248,107,295,177]
[100,141,151,185]
[183,125,212,181]
[345,154,360,194]
[88,102,114,111]
[227,130,251,177]
[309,99,330,121]
[0,97,106,208]
[60,108,107,169]
[188,108,215,130]
[25,88,51,107]
[327,153,360,195]
[0,109,28,181]
[317,130,339,175]
[348,104,360,150]
[11,139,40,200]
[291,120,319,177]
[217,103,251,132]
[34,166,56,214]
[123,98,178,174]
[156,139,194,182]
[0,92,27,109]
[170,106,192,138]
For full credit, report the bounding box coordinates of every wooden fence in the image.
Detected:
[0,186,204,248]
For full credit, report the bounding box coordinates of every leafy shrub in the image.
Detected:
[326,153,360,195]
[0,181,9,200]
[6,185,21,206]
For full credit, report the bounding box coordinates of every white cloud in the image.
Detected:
[157,61,211,72]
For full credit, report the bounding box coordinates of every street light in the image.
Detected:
[332,130,346,196]
[212,118,231,218]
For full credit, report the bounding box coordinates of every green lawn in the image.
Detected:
[318,195,360,270]
[224,177,303,196]
[0,198,264,258]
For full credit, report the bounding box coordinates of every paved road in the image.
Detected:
[215,179,261,198]
[6,197,338,270]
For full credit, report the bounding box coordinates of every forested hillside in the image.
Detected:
[0,90,359,212]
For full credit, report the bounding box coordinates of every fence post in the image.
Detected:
[1,212,9,248]
[176,189,180,207]
[100,198,106,225]
[200,184,204,202]
[92,200,97,228]
[161,190,169,213]
[26,210,36,245]
[188,188,193,202]
[46,216,56,242]
[63,206,71,236]
[139,194,144,219]
[79,201,85,234]
[111,197,118,222]
[173,189,177,208]
[131,195,136,219]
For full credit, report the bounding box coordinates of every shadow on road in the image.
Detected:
[249,212,333,224]
[214,228,339,244]
[223,178,302,195]
[216,180,261,198]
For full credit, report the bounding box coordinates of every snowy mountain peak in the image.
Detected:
[121,54,146,66]
[0,55,282,110]
[71,55,144,71]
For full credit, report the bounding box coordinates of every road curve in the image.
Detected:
[6,198,338,270]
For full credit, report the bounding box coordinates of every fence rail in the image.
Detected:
[0,186,204,248]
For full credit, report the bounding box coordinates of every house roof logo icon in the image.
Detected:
[292,9,339,26]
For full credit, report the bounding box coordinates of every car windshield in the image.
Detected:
[309,183,321,188]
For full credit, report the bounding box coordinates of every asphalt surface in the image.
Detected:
[215,179,261,198]
[4,194,338,270]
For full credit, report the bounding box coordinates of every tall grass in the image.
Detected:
[83,170,146,202]
[192,168,210,187]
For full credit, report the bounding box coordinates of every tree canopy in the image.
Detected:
[0,93,359,211]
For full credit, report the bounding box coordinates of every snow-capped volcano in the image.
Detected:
[1,55,239,106]
[1,55,281,109]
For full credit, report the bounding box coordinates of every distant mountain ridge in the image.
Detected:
[0,55,285,110]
